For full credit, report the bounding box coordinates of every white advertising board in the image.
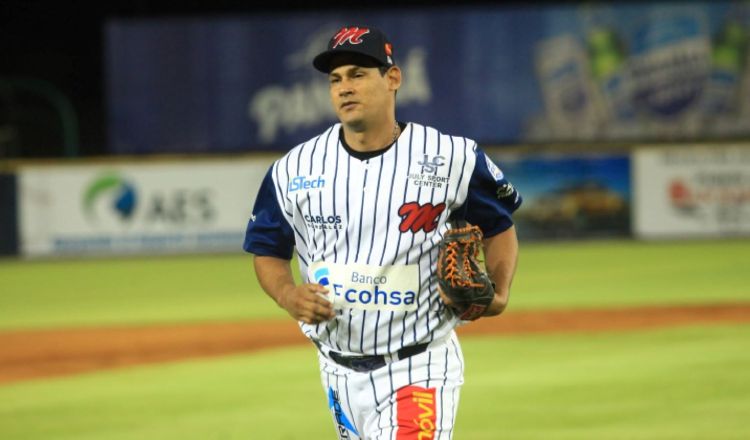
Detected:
[633,145,750,239]
[18,157,278,257]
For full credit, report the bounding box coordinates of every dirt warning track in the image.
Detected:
[2,303,749,385]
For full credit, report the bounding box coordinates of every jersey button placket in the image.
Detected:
[363,160,369,192]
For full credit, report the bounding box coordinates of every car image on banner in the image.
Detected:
[490,153,631,241]
[519,180,628,237]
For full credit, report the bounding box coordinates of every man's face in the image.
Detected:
[328,63,399,129]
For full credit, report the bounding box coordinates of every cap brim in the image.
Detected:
[313,50,386,73]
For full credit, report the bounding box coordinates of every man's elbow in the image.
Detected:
[484,290,509,316]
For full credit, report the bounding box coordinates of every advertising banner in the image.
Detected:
[107,2,750,154]
[18,157,277,257]
[633,145,750,238]
[488,152,631,240]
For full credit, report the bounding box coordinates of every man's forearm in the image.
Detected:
[253,255,335,324]
[483,225,519,316]
[253,255,297,308]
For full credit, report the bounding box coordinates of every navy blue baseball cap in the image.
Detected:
[313,25,395,73]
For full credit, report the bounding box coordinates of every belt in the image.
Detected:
[325,343,430,373]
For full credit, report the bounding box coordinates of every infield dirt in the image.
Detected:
[2,303,749,385]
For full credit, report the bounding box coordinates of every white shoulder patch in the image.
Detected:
[484,154,504,180]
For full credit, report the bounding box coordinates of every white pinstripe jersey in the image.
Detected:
[244,122,521,356]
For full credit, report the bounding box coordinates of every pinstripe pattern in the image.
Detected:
[271,122,476,357]
[318,332,464,440]
[265,122,488,439]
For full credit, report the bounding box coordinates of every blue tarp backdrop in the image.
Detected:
[106,2,749,153]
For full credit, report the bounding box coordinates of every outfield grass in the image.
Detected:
[512,238,750,310]
[1,239,749,330]
[459,325,750,439]
[0,253,275,330]
[1,324,748,439]
[1,238,748,439]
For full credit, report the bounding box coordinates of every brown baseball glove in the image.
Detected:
[437,220,495,321]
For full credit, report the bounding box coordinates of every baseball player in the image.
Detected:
[244,25,522,439]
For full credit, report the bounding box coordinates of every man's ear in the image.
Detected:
[387,66,402,91]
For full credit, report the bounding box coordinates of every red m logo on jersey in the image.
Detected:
[398,202,446,233]
[332,27,370,48]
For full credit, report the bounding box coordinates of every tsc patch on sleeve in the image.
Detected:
[484,153,505,181]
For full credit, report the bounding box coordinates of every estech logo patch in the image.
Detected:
[289,175,325,192]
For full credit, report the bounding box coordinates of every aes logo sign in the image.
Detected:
[82,172,216,227]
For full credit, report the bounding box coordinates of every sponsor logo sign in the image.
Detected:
[83,173,138,222]
[634,145,750,238]
[397,385,437,440]
[289,175,326,192]
[18,158,275,256]
[328,387,358,439]
[409,155,449,188]
[309,262,419,311]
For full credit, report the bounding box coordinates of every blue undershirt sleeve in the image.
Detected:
[243,166,295,259]
[455,147,522,238]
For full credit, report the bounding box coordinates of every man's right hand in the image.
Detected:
[277,283,335,324]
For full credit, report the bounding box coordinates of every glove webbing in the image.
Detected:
[443,225,485,289]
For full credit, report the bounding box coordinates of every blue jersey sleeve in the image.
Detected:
[243,166,295,259]
[455,147,522,237]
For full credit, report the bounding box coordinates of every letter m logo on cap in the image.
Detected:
[332,27,370,48]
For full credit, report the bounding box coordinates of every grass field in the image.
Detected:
[1,238,748,330]
[1,325,748,439]
[1,238,749,439]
